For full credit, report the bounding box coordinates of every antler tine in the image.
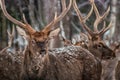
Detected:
[0,0,35,34]
[11,25,15,38]
[99,21,112,36]
[22,14,28,24]
[0,0,24,27]
[84,2,93,22]
[61,0,67,10]
[7,25,15,47]
[60,21,67,40]
[90,0,110,32]
[42,0,72,33]
[99,21,106,32]
[73,0,94,36]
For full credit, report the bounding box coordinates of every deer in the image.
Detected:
[72,0,116,60]
[0,0,104,80]
[73,0,118,80]
[100,42,120,80]
[0,26,23,80]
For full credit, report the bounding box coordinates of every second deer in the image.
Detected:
[73,0,116,60]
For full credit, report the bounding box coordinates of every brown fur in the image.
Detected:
[20,46,102,80]
[115,61,120,80]
[88,41,115,60]
[0,51,23,80]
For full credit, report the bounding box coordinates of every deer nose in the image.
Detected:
[36,42,45,47]
[40,49,46,56]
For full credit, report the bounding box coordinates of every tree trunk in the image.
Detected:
[1,13,7,48]
[28,0,40,30]
[109,0,117,41]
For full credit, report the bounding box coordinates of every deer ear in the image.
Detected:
[49,28,60,38]
[16,26,28,39]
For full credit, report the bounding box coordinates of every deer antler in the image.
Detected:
[0,0,72,36]
[89,0,113,37]
[7,26,15,47]
[73,0,112,40]
[91,0,110,32]
[90,0,112,35]
[0,0,36,34]
[42,0,72,33]
[73,0,94,36]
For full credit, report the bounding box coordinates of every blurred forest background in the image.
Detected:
[0,0,120,50]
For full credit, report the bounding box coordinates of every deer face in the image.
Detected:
[88,36,116,59]
[32,32,48,51]
[21,26,61,55]
[17,27,60,54]
[90,41,116,59]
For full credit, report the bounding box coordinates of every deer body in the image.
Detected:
[21,46,101,80]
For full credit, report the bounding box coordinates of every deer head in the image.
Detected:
[0,0,72,54]
[73,0,115,59]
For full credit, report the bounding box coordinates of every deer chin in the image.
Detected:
[101,51,116,60]
[102,56,115,60]
[40,50,46,57]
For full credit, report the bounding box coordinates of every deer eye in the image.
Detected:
[97,44,102,48]
[32,40,36,44]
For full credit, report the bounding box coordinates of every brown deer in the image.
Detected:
[73,0,117,80]
[0,26,23,80]
[0,0,103,80]
[101,43,120,80]
[73,0,115,60]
